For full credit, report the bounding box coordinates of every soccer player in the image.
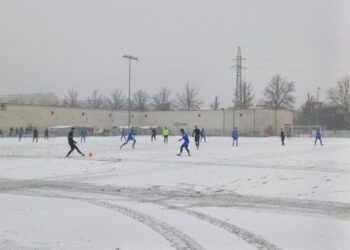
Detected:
[120,127,136,149]
[280,128,285,146]
[177,128,190,156]
[151,127,156,142]
[9,127,14,137]
[200,128,206,142]
[44,128,49,140]
[33,127,39,143]
[315,127,323,146]
[80,127,87,143]
[120,127,127,141]
[232,127,239,147]
[18,127,24,141]
[192,125,201,149]
[162,126,170,144]
[66,127,85,157]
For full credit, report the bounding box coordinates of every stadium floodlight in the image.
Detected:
[316,87,321,126]
[123,55,138,61]
[123,54,139,131]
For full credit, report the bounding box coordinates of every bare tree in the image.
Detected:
[327,76,350,128]
[234,80,254,109]
[87,89,104,109]
[107,89,126,110]
[175,83,202,110]
[210,96,220,110]
[132,89,149,111]
[64,89,79,107]
[264,75,295,109]
[152,87,172,111]
[1,93,59,106]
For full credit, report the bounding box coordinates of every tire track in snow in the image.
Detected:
[2,180,350,220]
[2,182,281,250]
[113,158,349,174]
[84,199,205,250]
[3,181,283,250]
[93,199,281,250]
[5,190,205,250]
[4,180,350,250]
[188,194,350,220]
[69,184,350,221]
[170,205,282,250]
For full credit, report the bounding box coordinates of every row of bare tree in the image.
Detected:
[59,74,350,125]
[238,74,350,116]
[62,74,296,111]
[233,74,296,110]
[63,83,203,111]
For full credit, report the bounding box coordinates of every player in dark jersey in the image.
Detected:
[32,128,39,143]
[151,127,156,142]
[66,127,85,157]
[192,125,201,149]
[280,128,285,146]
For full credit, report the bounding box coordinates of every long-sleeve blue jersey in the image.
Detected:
[127,132,135,140]
[232,130,239,139]
[316,131,321,139]
[182,133,189,145]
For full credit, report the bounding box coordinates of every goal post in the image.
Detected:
[284,125,327,137]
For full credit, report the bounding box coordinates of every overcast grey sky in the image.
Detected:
[0,0,349,108]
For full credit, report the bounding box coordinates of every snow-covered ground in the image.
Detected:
[0,136,349,250]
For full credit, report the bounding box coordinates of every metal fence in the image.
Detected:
[323,130,350,138]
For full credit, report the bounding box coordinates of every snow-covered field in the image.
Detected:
[0,136,349,250]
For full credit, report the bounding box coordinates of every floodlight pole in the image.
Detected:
[316,87,320,126]
[123,54,138,131]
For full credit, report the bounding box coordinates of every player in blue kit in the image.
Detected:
[314,127,323,146]
[120,127,136,149]
[232,127,239,147]
[177,128,191,156]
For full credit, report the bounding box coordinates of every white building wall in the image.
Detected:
[0,104,115,132]
[140,110,224,135]
[0,104,293,136]
[140,109,293,136]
